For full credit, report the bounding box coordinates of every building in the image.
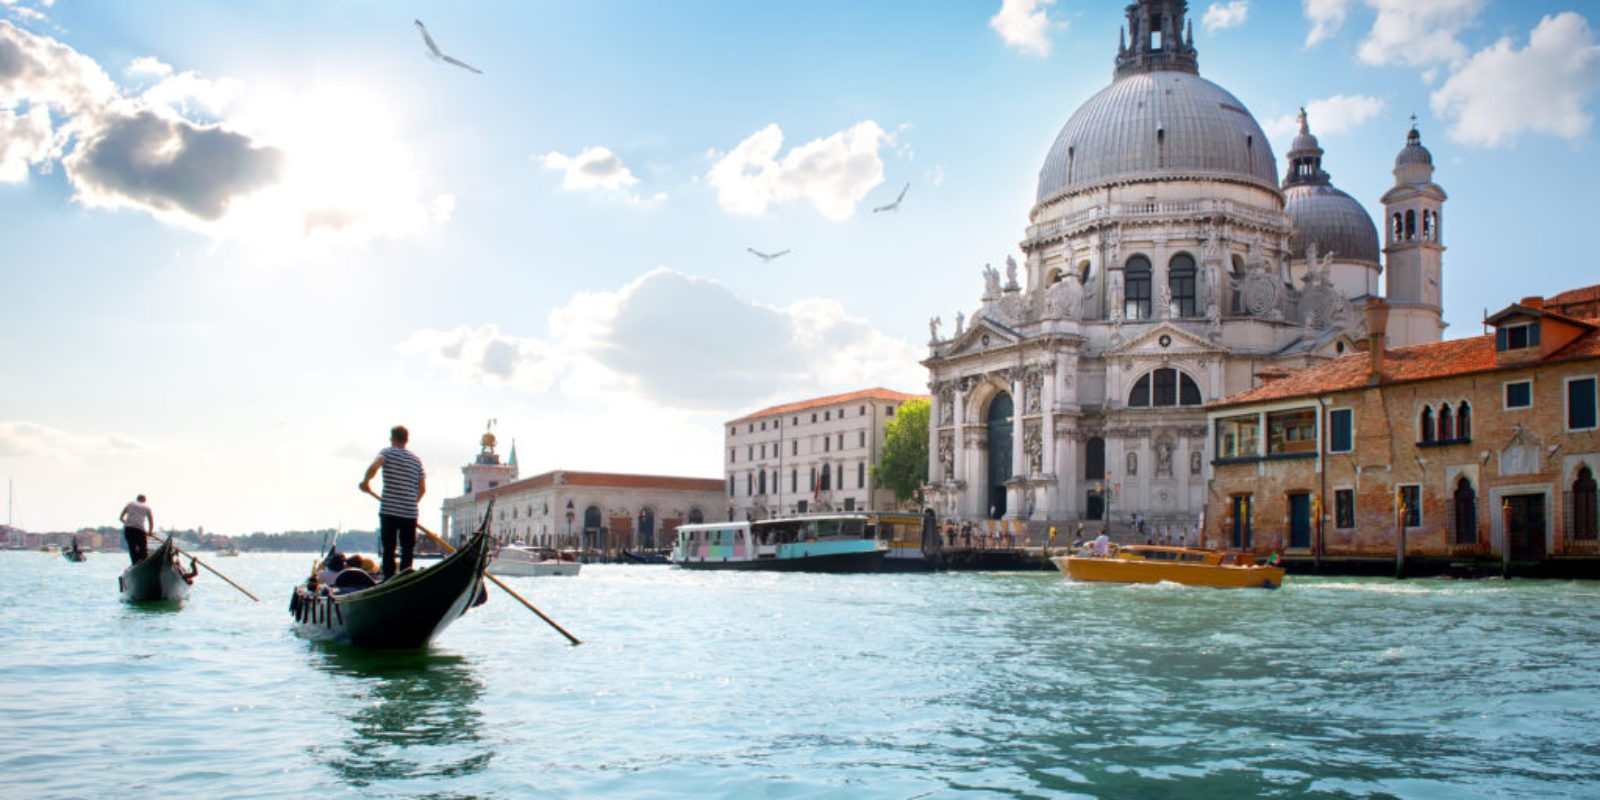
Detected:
[726,387,925,520]
[923,0,1444,530]
[440,428,723,554]
[1203,292,1599,569]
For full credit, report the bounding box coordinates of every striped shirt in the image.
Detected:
[377,446,425,519]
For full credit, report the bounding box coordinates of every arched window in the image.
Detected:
[1457,401,1472,440]
[821,464,832,491]
[1230,255,1248,314]
[1169,253,1196,317]
[1391,213,1403,242]
[1125,256,1152,320]
[688,508,705,524]
[1404,209,1416,241]
[1129,368,1203,407]
[1422,210,1435,241]
[1438,404,1454,441]
[1453,477,1477,545]
[584,505,602,531]
[758,470,767,495]
[1575,466,1598,541]
[1419,406,1435,443]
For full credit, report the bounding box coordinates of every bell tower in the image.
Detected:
[460,419,516,496]
[1381,123,1446,345]
[1115,0,1198,78]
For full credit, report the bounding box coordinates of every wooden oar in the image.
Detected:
[145,532,260,602]
[362,489,581,645]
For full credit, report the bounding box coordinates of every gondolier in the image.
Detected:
[359,425,426,580]
[119,494,154,565]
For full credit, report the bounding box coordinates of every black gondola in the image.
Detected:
[62,539,86,562]
[118,536,192,602]
[289,511,493,649]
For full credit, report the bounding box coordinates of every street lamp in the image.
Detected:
[565,500,574,550]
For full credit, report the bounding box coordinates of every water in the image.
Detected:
[3,553,1599,799]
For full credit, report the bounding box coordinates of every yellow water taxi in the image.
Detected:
[1051,544,1285,589]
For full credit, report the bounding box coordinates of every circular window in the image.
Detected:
[1158,334,1172,348]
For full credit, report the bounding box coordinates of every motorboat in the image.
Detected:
[1052,544,1285,589]
[490,544,581,577]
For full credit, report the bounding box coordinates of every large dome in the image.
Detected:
[1285,184,1380,264]
[1036,71,1279,205]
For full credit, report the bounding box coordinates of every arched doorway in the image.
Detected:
[1085,436,1106,520]
[637,507,656,549]
[583,505,602,552]
[986,393,1013,518]
[1453,477,1477,545]
[1574,466,1597,541]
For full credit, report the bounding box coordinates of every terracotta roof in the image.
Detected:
[1210,329,1600,409]
[481,470,723,498]
[1546,284,1600,308]
[730,387,925,424]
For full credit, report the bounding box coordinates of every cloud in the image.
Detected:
[1262,94,1385,140]
[399,268,925,414]
[705,121,888,221]
[1303,0,1352,47]
[1203,1,1250,33]
[1356,0,1485,68]
[541,145,664,205]
[1431,12,1600,147]
[0,421,142,463]
[0,21,446,249]
[990,0,1058,57]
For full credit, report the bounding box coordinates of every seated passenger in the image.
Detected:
[316,551,346,586]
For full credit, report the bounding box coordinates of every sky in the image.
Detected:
[3,0,1598,535]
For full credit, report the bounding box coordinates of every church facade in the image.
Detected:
[923,0,1445,531]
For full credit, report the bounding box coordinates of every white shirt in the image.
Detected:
[1094,533,1110,556]
[121,500,152,532]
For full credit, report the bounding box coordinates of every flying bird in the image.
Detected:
[415,19,483,74]
[747,248,791,263]
[872,183,910,213]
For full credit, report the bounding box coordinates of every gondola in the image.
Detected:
[289,513,493,649]
[62,540,86,562]
[118,535,192,602]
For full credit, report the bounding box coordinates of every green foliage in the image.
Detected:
[871,397,929,508]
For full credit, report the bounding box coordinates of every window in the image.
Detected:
[792,440,798,456]
[1505,381,1532,409]
[821,464,832,491]
[811,413,817,423]
[1216,414,1260,459]
[1496,323,1540,352]
[1419,406,1435,444]
[729,448,735,463]
[1268,409,1317,455]
[748,424,753,433]
[824,438,830,453]
[860,405,866,416]
[1169,254,1196,317]
[727,476,734,495]
[758,471,767,495]
[745,473,752,495]
[887,405,896,416]
[858,462,865,488]
[1569,377,1598,431]
[1399,485,1421,528]
[1457,402,1472,439]
[748,446,754,460]
[1129,368,1202,407]
[760,444,766,459]
[760,421,766,431]
[1334,489,1355,529]
[859,431,866,447]
[1328,408,1353,452]
[790,469,797,493]
[1438,404,1454,441]
[825,411,830,421]
[1125,256,1152,320]
[838,433,844,450]
[1453,477,1477,545]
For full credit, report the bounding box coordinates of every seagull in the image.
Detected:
[747,248,791,263]
[415,19,483,74]
[872,182,909,213]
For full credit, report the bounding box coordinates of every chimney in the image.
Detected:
[1364,299,1390,383]
[1521,296,1545,310]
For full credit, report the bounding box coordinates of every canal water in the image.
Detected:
[3,552,1598,799]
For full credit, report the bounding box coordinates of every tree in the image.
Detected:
[871,398,929,508]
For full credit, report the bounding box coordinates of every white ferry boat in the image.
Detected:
[489,544,581,577]
[671,514,887,573]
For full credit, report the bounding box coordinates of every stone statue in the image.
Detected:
[1025,424,1043,475]
[1046,273,1082,319]
[929,315,942,343]
[1127,450,1138,476]
[1004,255,1020,291]
[1206,301,1221,340]
[983,264,1001,297]
[1156,441,1173,477]
[955,310,965,336]
[1160,283,1173,319]
[1190,450,1203,475]
[938,434,954,480]
[938,388,954,426]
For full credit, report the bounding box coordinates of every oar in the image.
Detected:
[361,489,581,645]
[145,532,260,602]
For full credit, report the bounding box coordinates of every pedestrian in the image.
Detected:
[360,425,427,580]
[119,494,154,565]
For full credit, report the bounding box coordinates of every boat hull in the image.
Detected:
[118,538,191,602]
[1052,554,1284,588]
[673,547,886,573]
[290,530,491,649]
[489,559,580,577]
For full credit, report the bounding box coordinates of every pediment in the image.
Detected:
[1104,322,1223,359]
[938,316,1025,359]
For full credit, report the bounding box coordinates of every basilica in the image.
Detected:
[923,0,1446,530]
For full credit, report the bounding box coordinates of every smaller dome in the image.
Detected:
[1285,184,1381,265]
[1394,126,1432,169]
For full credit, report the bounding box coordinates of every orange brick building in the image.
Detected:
[1203,291,1600,572]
